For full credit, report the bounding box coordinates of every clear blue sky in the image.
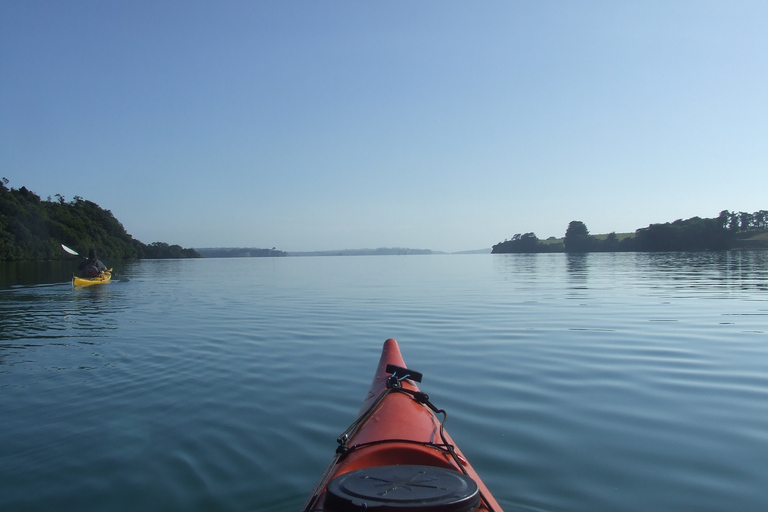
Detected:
[2,2,766,252]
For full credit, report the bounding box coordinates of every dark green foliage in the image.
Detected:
[195,247,287,258]
[0,181,200,261]
[603,232,620,251]
[143,242,202,259]
[718,209,768,231]
[494,210,765,254]
[564,221,595,253]
[632,216,733,252]
[491,232,557,253]
[565,221,589,237]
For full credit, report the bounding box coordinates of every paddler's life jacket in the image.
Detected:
[82,262,101,277]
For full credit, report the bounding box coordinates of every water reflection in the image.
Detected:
[723,251,768,290]
[1,254,768,512]
[493,252,538,274]
[0,260,135,289]
[633,251,768,291]
[492,252,592,287]
[493,251,768,291]
[0,260,75,288]
[565,253,589,280]
[0,283,120,366]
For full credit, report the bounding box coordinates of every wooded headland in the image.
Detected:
[0,180,201,261]
[492,211,768,254]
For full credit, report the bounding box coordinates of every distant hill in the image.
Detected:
[288,248,441,257]
[452,248,492,255]
[195,247,287,258]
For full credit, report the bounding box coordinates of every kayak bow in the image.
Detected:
[302,338,502,512]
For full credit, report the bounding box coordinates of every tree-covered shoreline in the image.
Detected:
[195,247,287,258]
[492,210,768,254]
[0,179,201,261]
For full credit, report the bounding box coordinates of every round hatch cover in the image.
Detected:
[325,464,480,512]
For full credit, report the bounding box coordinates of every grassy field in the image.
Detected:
[524,230,767,250]
[592,232,635,241]
[747,231,768,241]
[736,230,768,248]
[540,232,635,245]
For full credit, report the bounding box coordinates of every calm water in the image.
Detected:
[1,252,767,512]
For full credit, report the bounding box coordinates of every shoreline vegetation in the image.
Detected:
[287,248,437,257]
[0,179,201,261]
[195,247,288,258]
[492,212,768,254]
[2,180,766,261]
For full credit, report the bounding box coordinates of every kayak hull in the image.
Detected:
[303,338,502,512]
[73,270,112,287]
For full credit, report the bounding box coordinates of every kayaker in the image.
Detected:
[78,249,108,278]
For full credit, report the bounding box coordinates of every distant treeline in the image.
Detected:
[492,210,768,254]
[0,179,201,261]
[289,248,436,257]
[143,242,202,259]
[195,247,287,258]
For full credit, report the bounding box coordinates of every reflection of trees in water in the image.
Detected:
[1,260,134,289]
[0,280,118,363]
[493,253,571,294]
[494,253,540,275]
[566,253,589,282]
[634,251,768,291]
[494,252,593,282]
[0,260,75,288]
[565,253,590,301]
[493,252,768,293]
[724,251,768,290]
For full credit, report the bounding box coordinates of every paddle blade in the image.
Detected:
[61,244,80,256]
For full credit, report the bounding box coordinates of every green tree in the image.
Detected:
[491,232,542,253]
[718,210,732,230]
[601,231,620,251]
[740,212,755,231]
[633,216,732,251]
[755,210,768,229]
[564,221,593,252]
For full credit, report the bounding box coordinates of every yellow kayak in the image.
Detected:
[72,269,112,287]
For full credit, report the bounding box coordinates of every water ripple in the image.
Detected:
[2,254,768,512]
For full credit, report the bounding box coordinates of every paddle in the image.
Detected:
[61,244,130,282]
[61,243,81,257]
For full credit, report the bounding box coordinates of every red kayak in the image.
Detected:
[302,338,503,512]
